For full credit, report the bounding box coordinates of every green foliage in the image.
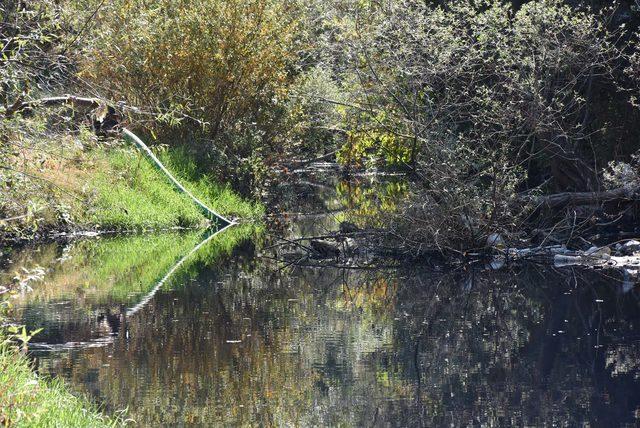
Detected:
[337,131,411,168]
[2,0,638,257]
[71,0,299,121]
[85,144,262,230]
[0,1,67,106]
[1,325,42,351]
[284,66,346,155]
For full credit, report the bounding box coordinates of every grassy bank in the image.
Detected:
[0,346,118,427]
[83,146,261,230]
[0,117,262,243]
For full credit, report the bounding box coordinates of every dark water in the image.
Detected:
[2,172,640,426]
[2,231,640,426]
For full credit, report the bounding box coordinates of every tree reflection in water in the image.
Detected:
[6,235,640,426]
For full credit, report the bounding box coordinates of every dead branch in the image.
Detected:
[4,95,103,117]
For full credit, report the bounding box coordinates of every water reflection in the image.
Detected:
[1,226,252,347]
[3,231,640,425]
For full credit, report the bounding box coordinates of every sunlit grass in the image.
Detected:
[83,146,262,231]
[157,147,264,221]
[1,126,263,240]
[0,346,120,427]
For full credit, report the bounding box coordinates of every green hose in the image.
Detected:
[122,128,233,227]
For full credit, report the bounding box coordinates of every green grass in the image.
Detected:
[0,346,119,427]
[157,147,264,220]
[83,145,262,231]
[1,125,263,240]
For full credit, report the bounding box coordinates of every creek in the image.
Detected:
[2,170,640,426]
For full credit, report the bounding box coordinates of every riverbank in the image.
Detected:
[0,116,263,424]
[0,346,119,426]
[0,120,262,245]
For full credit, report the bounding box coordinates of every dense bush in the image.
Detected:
[66,0,303,188]
[331,0,631,251]
[0,0,68,107]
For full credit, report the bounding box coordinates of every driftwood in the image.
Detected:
[499,241,640,278]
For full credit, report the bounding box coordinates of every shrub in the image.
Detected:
[334,0,623,251]
[68,0,303,183]
[0,0,68,107]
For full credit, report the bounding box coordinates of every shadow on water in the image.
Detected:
[2,233,640,425]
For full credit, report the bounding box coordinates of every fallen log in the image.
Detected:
[531,186,639,209]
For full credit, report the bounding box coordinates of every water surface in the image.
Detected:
[2,230,640,426]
